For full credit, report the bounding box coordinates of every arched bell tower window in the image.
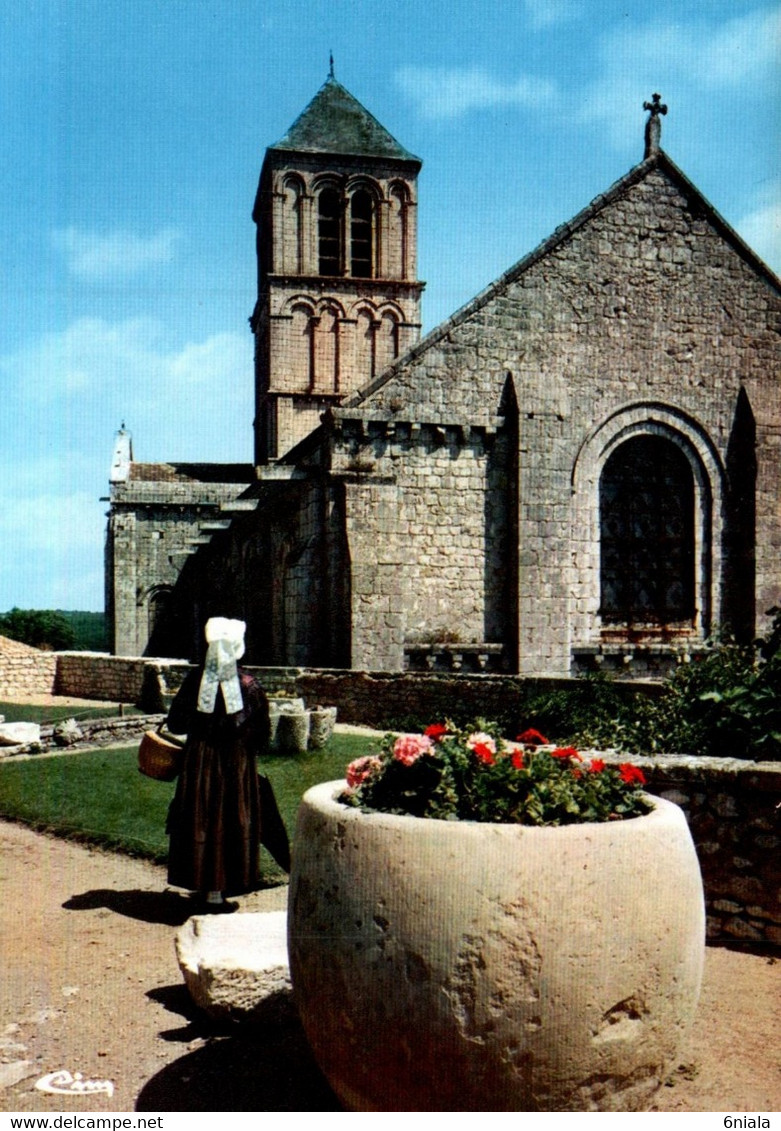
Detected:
[600,435,695,626]
[350,190,373,277]
[318,188,341,276]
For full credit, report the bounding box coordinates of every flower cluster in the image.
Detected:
[341,721,651,826]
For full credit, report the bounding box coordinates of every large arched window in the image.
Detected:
[318,188,341,276]
[600,435,695,626]
[350,190,373,277]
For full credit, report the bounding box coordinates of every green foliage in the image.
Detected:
[693,607,781,759]
[547,612,781,761]
[60,610,107,651]
[0,608,75,650]
[341,721,651,826]
[0,609,106,651]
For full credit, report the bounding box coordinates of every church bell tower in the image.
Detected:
[251,70,424,463]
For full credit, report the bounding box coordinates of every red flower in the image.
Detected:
[551,746,582,762]
[589,758,606,774]
[511,749,525,770]
[619,763,647,785]
[472,742,496,765]
[517,728,549,746]
[572,768,583,780]
[424,723,449,741]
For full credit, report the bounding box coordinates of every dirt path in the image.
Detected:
[0,818,778,1113]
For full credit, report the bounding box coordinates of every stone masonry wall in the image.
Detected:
[0,638,57,698]
[354,159,780,675]
[108,476,251,657]
[54,653,175,704]
[331,420,516,668]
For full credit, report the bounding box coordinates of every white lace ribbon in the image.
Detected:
[197,617,246,715]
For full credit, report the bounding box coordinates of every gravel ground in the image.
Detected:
[0,819,779,1113]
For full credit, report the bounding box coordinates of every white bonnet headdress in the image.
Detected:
[197,617,246,715]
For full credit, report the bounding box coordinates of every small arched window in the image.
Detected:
[388,184,408,279]
[318,188,341,276]
[350,190,373,278]
[600,435,695,626]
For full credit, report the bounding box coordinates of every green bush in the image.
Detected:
[0,608,75,650]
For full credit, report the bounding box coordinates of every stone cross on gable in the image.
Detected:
[643,93,668,158]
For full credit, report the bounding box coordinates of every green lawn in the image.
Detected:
[0,733,377,879]
[0,701,142,725]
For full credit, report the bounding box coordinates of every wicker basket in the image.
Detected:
[138,727,186,781]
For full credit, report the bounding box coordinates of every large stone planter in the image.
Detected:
[288,782,705,1112]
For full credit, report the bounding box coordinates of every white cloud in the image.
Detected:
[2,317,249,415]
[576,7,781,151]
[395,65,559,121]
[523,0,581,30]
[53,226,180,278]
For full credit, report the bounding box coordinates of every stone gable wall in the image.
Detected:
[340,165,780,674]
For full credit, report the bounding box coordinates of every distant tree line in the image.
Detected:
[0,609,107,652]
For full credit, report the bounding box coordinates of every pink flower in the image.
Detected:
[346,755,383,789]
[517,728,549,746]
[393,733,434,766]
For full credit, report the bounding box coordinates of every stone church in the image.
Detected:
[106,76,781,678]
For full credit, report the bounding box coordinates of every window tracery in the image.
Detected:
[600,435,695,626]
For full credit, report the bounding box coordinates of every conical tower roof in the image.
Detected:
[270,75,420,165]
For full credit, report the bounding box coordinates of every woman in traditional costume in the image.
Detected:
[165,617,290,912]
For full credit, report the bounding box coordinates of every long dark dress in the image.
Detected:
[165,668,272,894]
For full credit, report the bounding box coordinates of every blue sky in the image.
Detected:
[1,0,779,613]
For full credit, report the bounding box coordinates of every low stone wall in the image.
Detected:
[596,752,780,949]
[54,653,189,705]
[246,667,660,728]
[0,642,57,698]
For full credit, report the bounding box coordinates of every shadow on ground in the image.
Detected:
[136,987,342,1111]
[62,888,197,926]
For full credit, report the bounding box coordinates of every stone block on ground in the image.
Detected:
[175,910,291,1022]
[0,722,40,747]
